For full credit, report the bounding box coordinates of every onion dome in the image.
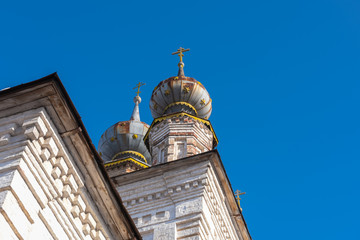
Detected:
[98,89,151,166]
[149,48,212,119]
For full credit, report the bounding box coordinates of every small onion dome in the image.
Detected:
[149,76,212,119]
[98,96,151,164]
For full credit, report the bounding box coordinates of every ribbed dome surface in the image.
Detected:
[149,76,212,119]
[98,120,151,163]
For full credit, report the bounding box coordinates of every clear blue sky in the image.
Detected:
[1,0,359,239]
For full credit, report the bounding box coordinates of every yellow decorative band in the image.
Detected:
[143,112,218,145]
[163,102,198,116]
[112,150,147,163]
[104,158,149,169]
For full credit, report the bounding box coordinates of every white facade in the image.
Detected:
[0,108,108,239]
[0,75,140,240]
[109,152,251,240]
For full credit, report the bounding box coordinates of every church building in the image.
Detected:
[99,48,252,240]
[0,48,251,239]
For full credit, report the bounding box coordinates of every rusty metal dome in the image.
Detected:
[98,120,151,163]
[98,94,151,164]
[149,76,212,119]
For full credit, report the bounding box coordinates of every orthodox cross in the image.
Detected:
[172,47,190,63]
[133,82,145,96]
[235,190,246,207]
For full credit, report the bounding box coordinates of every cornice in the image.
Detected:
[143,112,218,147]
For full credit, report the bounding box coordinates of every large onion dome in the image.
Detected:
[149,76,212,119]
[149,47,212,119]
[98,95,151,165]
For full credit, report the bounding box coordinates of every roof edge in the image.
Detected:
[0,73,142,239]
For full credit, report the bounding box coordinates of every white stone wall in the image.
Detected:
[0,108,109,240]
[149,116,214,164]
[116,160,241,240]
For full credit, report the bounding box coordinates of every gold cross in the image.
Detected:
[235,190,246,207]
[172,47,190,63]
[183,86,190,94]
[133,82,145,96]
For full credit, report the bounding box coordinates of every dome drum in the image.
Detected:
[144,112,219,150]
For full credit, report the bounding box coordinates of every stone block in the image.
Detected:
[90,229,97,238]
[55,157,69,175]
[62,197,72,211]
[51,167,62,179]
[153,224,176,240]
[54,179,63,195]
[32,140,42,154]
[62,185,72,198]
[84,212,96,229]
[24,126,39,140]
[142,214,151,223]
[96,230,106,240]
[22,116,47,137]
[156,211,165,218]
[64,175,78,193]
[74,195,87,212]
[42,160,53,175]
[71,205,80,218]
[43,137,59,158]
[82,223,91,235]
[69,193,76,202]
[79,212,86,222]
[177,226,200,238]
[201,179,208,186]
[40,148,51,162]
[49,157,57,166]
[73,217,84,234]
[176,198,202,218]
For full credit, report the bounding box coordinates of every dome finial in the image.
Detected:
[172,47,190,77]
[131,82,145,121]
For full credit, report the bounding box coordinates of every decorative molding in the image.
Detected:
[113,159,242,240]
[0,108,107,240]
[148,115,215,165]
